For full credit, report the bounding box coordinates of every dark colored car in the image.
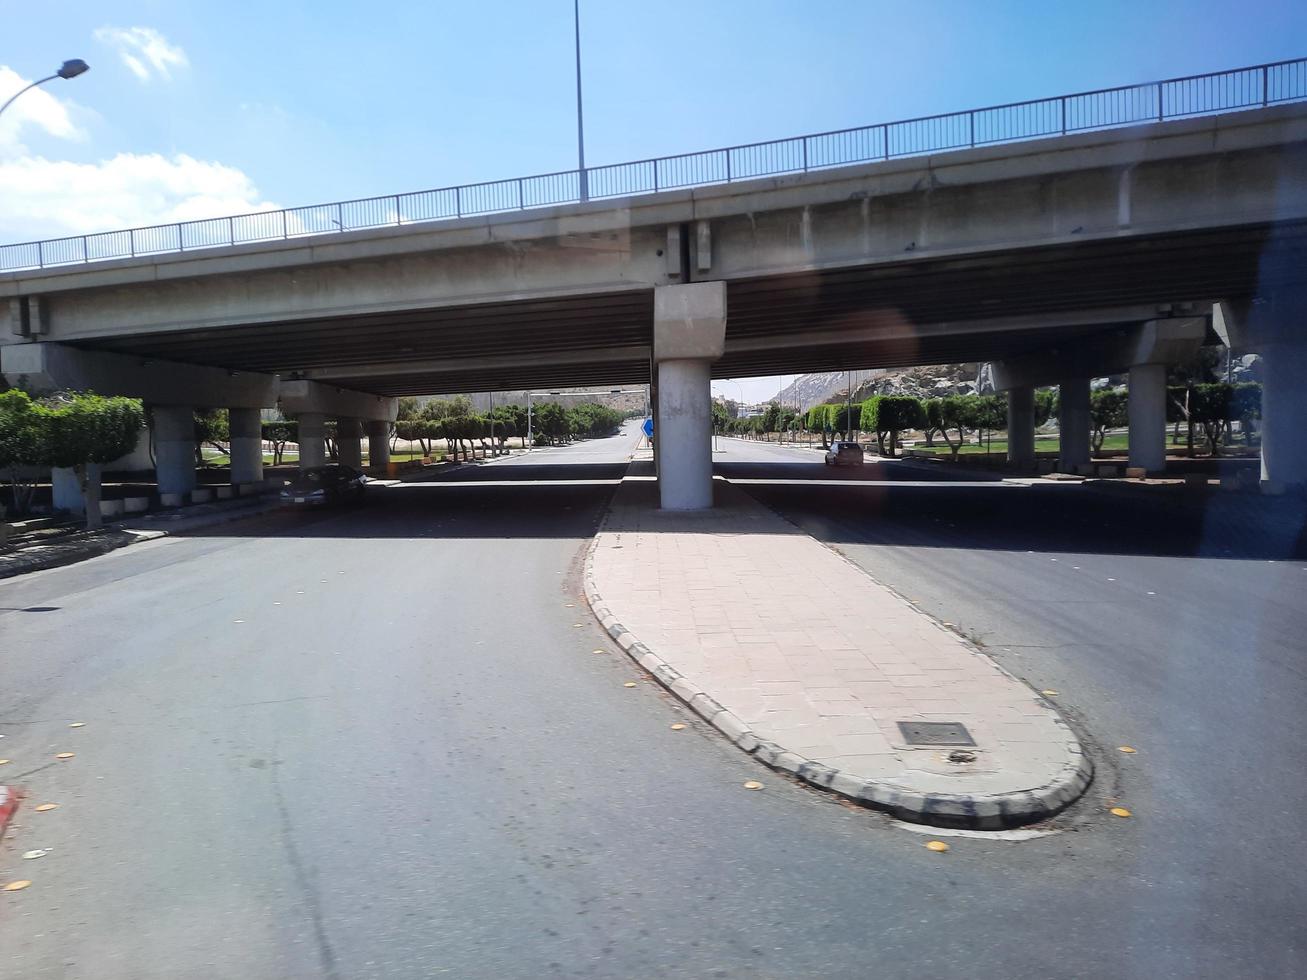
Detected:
[824,441,865,466]
[279,464,367,507]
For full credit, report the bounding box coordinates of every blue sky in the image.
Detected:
[3,0,1305,399]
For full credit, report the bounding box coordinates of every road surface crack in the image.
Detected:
[269,736,340,980]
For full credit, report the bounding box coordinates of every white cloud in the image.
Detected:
[1,59,281,254]
[93,26,188,83]
[0,153,279,243]
[0,66,86,155]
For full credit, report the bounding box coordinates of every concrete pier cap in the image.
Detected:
[653,282,727,511]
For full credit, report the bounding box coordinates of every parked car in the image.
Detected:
[279,464,367,507]
[824,441,865,466]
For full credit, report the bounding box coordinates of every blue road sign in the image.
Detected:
[642,417,654,439]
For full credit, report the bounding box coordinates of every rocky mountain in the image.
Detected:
[416,387,649,416]
[779,364,986,410]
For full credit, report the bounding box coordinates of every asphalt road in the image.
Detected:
[716,436,1307,976]
[1,422,1303,978]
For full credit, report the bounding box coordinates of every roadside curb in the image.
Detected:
[0,527,141,581]
[581,492,1094,830]
[0,785,21,839]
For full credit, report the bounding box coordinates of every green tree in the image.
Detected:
[42,392,145,528]
[861,396,925,457]
[391,397,422,450]
[824,403,859,440]
[394,419,426,456]
[711,400,732,433]
[488,405,519,453]
[1166,385,1197,453]
[194,408,230,465]
[0,389,48,518]
[262,420,298,465]
[1089,389,1128,452]
[935,396,970,459]
[1034,388,1057,427]
[954,394,1005,453]
[806,404,835,448]
[922,399,945,448]
[1190,382,1235,455]
[1230,382,1261,446]
[534,402,570,445]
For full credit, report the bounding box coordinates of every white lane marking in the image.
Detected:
[727,478,1029,489]
[398,479,626,488]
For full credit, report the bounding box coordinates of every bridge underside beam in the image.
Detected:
[988,317,1209,391]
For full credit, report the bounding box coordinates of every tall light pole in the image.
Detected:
[574,0,588,203]
[777,375,787,442]
[0,60,89,119]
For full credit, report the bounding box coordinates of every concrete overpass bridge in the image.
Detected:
[4,59,1307,507]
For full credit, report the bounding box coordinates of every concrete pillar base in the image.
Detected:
[1058,379,1091,471]
[153,405,197,496]
[337,417,363,469]
[52,467,84,514]
[1260,341,1307,491]
[655,358,714,510]
[1006,387,1035,469]
[229,407,264,485]
[652,283,726,510]
[298,412,327,470]
[1128,362,1167,473]
[367,420,390,471]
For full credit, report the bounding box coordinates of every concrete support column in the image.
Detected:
[653,282,727,510]
[367,420,390,471]
[1260,341,1307,492]
[1006,386,1036,469]
[228,407,264,485]
[1057,378,1091,472]
[656,359,713,510]
[337,417,363,469]
[153,405,197,497]
[52,467,84,514]
[298,412,326,470]
[1127,363,1167,473]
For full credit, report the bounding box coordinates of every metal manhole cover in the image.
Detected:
[897,721,976,746]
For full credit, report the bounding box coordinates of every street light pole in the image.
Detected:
[574,0,588,203]
[777,375,786,443]
[0,60,89,119]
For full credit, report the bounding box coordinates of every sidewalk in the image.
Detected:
[585,477,1092,829]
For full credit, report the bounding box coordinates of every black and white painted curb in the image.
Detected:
[582,528,1093,831]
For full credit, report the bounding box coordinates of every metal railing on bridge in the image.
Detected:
[3,57,1304,273]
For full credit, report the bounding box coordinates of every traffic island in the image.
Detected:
[584,477,1092,829]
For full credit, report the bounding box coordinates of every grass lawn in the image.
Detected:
[908,432,1132,455]
[200,448,450,466]
[201,451,298,465]
[385,450,445,463]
